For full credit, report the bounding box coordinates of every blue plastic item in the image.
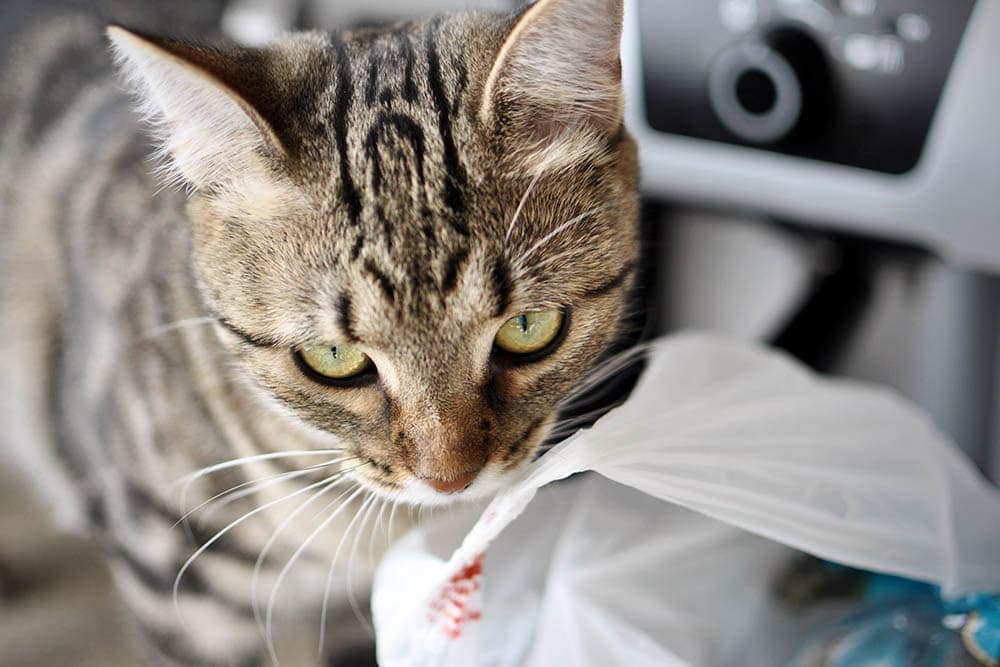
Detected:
[788,567,999,667]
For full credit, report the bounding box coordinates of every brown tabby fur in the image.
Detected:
[0,0,638,663]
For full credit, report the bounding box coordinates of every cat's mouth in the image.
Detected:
[346,416,554,506]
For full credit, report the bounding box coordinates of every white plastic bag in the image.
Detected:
[372,333,1000,666]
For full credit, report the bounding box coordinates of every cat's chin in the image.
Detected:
[348,416,556,506]
[356,468,513,508]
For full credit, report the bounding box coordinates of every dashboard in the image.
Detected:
[625,0,1000,272]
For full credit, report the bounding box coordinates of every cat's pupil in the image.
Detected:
[332,346,340,359]
[518,315,528,333]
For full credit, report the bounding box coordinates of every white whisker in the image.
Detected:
[518,208,599,265]
[175,457,353,529]
[346,495,382,637]
[370,497,390,562]
[172,475,339,627]
[176,450,350,537]
[137,317,217,342]
[317,491,376,653]
[196,458,362,527]
[262,484,367,662]
[514,245,589,277]
[505,169,544,243]
[387,497,402,548]
[548,407,618,434]
[513,202,616,269]
[251,478,356,643]
[250,476,352,612]
[307,461,371,519]
[512,196,632,273]
[559,343,651,406]
[176,449,345,488]
[538,343,652,445]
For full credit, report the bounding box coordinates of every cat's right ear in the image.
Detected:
[481,0,625,173]
[107,26,321,191]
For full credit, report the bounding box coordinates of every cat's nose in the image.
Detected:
[426,471,478,494]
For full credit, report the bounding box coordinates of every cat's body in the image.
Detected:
[0,16,371,665]
[0,1,639,664]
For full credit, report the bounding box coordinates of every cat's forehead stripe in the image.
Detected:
[332,36,362,225]
[363,259,397,306]
[327,22,476,263]
[364,113,427,194]
[491,257,513,318]
[364,27,419,106]
[425,17,470,229]
[337,293,360,343]
[441,247,471,296]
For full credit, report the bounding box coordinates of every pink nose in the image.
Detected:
[426,472,478,494]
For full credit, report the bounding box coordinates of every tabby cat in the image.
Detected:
[0,0,639,663]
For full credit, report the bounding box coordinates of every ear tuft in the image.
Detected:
[482,0,625,172]
[107,25,286,191]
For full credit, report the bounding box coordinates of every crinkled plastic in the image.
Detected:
[372,333,1000,666]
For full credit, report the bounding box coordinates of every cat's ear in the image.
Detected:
[107,26,320,190]
[481,0,624,172]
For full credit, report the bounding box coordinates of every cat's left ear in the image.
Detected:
[107,26,324,190]
[481,0,625,172]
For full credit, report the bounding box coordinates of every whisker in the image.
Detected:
[513,198,630,269]
[176,450,350,539]
[176,449,346,489]
[257,480,360,665]
[553,396,626,431]
[172,475,339,626]
[308,461,372,519]
[514,239,658,283]
[387,497,401,549]
[503,121,586,244]
[547,408,619,436]
[512,237,615,279]
[174,457,354,529]
[546,398,635,442]
[346,495,382,638]
[559,384,636,414]
[317,490,376,653]
[559,343,651,406]
[370,496,390,562]
[537,343,651,447]
[555,391,630,425]
[505,169,544,243]
[136,317,217,342]
[516,208,601,267]
[197,457,364,527]
[264,484,368,663]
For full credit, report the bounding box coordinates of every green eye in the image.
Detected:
[297,344,372,381]
[494,310,565,355]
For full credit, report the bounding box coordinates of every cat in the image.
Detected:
[0,0,639,664]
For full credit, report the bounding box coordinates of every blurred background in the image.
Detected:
[1,0,997,665]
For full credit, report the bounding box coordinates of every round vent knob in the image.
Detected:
[708,28,832,145]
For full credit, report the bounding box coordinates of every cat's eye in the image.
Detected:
[494,310,565,356]
[295,344,373,383]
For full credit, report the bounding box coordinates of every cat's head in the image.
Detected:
[110,0,639,504]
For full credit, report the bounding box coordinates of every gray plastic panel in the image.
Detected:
[624,0,1000,273]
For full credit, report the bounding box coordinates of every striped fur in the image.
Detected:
[0,1,638,664]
